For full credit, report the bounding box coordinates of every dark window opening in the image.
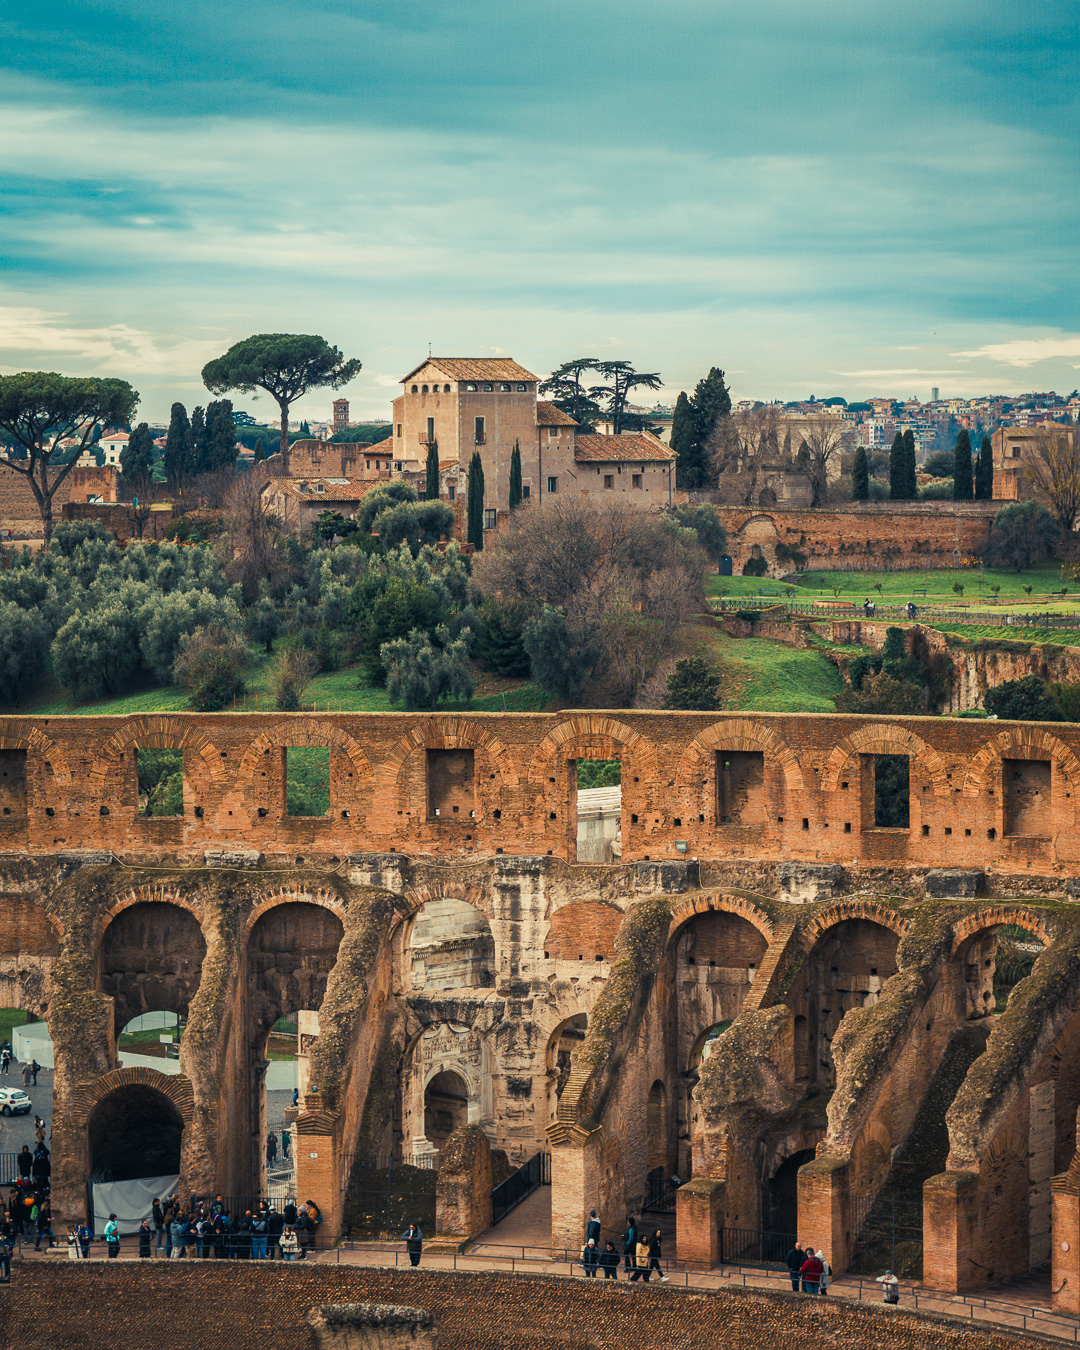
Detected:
[0,749,28,817]
[864,753,909,829]
[716,751,765,826]
[428,748,475,819]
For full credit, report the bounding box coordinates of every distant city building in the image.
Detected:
[333,399,350,434]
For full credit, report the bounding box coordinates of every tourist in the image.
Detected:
[266,1132,278,1167]
[1,1047,11,1074]
[138,1218,152,1258]
[77,1221,92,1258]
[31,1145,50,1191]
[580,1237,599,1276]
[622,1217,638,1274]
[282,1131,291,1160]
[267,1204,284,1259]
[292,1088,299,1107]
[0,1231,11,1281]
[600,1241,620,1280]
[585,1208,601,1245]
[66,1226,80,1261]
[235,1211,253,1260]
[877,1268,899,1304]
[251,1207,268,1259]
[152,1197,165,1253]
[785,1240,806,1291]
[402,1222,423,1267]
[648,1228,668,1282]
[283,1198,298,1227]
[34,1117,46,1146]
[633,1233,651,1282]
[280,1225,298,1261]
[799,1245,824,1295]
[293,1207,311,1258]
[170,1211,187,1257]
[21,1061,32,1089]
[30,1060,40,1086]
[818,1252,831,1295]
[105,1213,120,1258]
[34,1199,54,1250]
[16,1147,31,1183]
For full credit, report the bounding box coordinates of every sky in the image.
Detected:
[0,0,1078,423]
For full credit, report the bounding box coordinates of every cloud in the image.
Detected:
[953,337,1080,367]
[0,304,219,376]
[833,369,964,379]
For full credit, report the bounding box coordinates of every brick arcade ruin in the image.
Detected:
[5,709,1080,1310]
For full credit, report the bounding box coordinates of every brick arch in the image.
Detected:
[820,723,949,796]
[243,887,348,936]
[979,1127,1026,1173]
[801,899,908,953]
[764,1129,824,1180]
[851,1116,893,1162]
[962,726,1080,798]
[94,882,207,946]
[667,891,776,949]
[527,715,659,792]
[88,716,228,795]
[375,716,518,799]
[69,1065,195,1128]
[0,722,73,786]
[675,719,804,793]
[399,881,493,923]
[950,904,1055,958]
[234,719,372,792]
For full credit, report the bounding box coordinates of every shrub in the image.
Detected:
[984,675,1062,722]
[742,555,768,577]
[662,656,721,711]
[372,500,456,555]
[173,624,248,711]
[834,670,926,715]
[987,500,1058,572]
[273,648,318,711]
[382,626,474,710]
[919,479,955,500]
[663,503,727,564]
[51,597,142,699]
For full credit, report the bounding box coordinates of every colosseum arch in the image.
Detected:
[243,886,348,936]
[231,718,372,816]
[962,726,1080,797]
[94,882,207,946]
[0,722,73,787]
[376,716,519,795]
[527,715,659,795]
[87,715,228,796]
[667,892,776,950]
[800,899,909,954]
[372,716,518,829]
[820,723,949,796]
[949,904,1055,958]
[674,720,804,795]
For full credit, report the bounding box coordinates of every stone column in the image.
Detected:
[923,1170,981,1292]
[306,1303,436,1350]
[676,1178,725,1269]
[549,1131,600,1255]
[797,1157,850,1275]
[295,1092,342,1238]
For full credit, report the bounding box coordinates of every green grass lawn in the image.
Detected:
[790,563,1075,604]
[709,631,843,713]
[931,623,1080,647]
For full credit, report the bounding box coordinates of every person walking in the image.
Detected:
[799,1246,824,1295]
[77,1222,92,1259]
[402,1222,423,1268]
[818,1252,831,1295]
[21,1061,31,1090]
[600,1241,620,1280]
[138,1218,152,1258]
[266,1132,278,1168]
[34,1117,46,1147]
[152,1198,165,1254]
[282,1131,291,1161]
[104,1213,120,1259]
[648,1229,668,1282]
[1,1047,11,1075]
[280,1225,298,1261]
[585,1209,601,1246]
[877,1269,900,1304]
[622,1217,638,1275]
[16,1147,31,1184]
[785,1240,807,1292]
[633,1234,651,1282]
[30,1060,39,1086]
[580,1237,599,1276]
[34,1200,53,1251]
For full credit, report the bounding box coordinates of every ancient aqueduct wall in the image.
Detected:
[5,709,1080,1310]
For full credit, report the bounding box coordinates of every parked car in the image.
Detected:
[0,1088,31,1117]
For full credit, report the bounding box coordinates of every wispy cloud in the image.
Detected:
[953,337,1080,367]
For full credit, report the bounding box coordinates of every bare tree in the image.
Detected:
[707,405,783,506]
[218,471,290,603]
[793,414,847,507]
[1023,427,1080,533]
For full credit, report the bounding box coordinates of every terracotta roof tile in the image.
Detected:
[574,432,675,463]
[536,401,577,427]
[400,357,538,383]
[265,478,383,502]
[360,438,394,455]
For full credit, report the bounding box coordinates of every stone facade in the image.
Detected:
[7,709,1080,1307]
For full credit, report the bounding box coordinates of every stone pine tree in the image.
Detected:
[467,450,485,552]
[975,434,994,499]
[953,428,973,500]
[671,391,696,489]
[508,440,523,510]
[903,429,918,498]
[164,402,194,492]
[121,422,154,499]
[852,445,870,500]
[889,430,906,499]
[425,438,439,500]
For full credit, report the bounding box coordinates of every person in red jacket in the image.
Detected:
[799,1246,824,1295]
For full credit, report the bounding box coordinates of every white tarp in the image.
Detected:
[92,1174,179,1236]
[13,1023,53,1069]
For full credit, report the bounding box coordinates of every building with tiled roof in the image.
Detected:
[535,401,578,427]
[574,432,675,462]
[260,475,383,537]
[400,357,539,384]
[572,431,676,507]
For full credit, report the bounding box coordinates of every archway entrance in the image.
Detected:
[765,1148,816,1236]
[88,1083,183,1182]
[423,1070,469,1150]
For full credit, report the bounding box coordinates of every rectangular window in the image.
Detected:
[475,417,485,444]
[716,751,765,826]
[632,474,642,489]
[548,427,558,438]
[547,477,558,493]
[427,416,435,443]
[447,484,456,502]
[576,759,621,863]
[1004,758,1051,835]
[137,748,184,817]
[484,508,497,530]
[604,474,614,489]
[522,484,530,499]
[0,749,28,818]
[396,424,402,438]
[861,753,910,829]
[286,746,330,817]
[428,749,475,819]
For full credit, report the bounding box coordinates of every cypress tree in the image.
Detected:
[903,429,918,498]
[254,437,265,463]
[953,428,973,500]
[190,406,207,475]
[508,440,523,510]
[202,399,237,473]
[889,430,905,500]
[121,422,154,499]
[425,438,440,500]
[299,420,310,436]
[852,445,870,500]
[671,391,696,489]
[467,450,485,552]
[685,368,731,488]
[164,402,192,492]
[975,434,994,500]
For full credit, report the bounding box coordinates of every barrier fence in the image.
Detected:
[492,1151,550,1226]
[714,597,1080,630]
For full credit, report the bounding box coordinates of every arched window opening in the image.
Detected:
[547,1014,589,1119]
[101,902,206,1036]
[576,759,621,863]
[963,925,1045,1020]
[88,1084,183,1183]
[764,1149,816,1237]
[408,898,494,991]
[424,1070,469,1151]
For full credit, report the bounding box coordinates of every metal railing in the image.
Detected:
[713,596,1080,632]
[643,1167,679,1213]
[491,1151,550,1225]
[718,1227,797,1268]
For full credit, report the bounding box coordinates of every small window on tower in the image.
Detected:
[411,384,418,393]
[483,383,493,392]
[632,474,642,488]
[604,475,614,489]
[422,384,429,393]
[548,426,558,438]
[444,384,451,392]
[447,484,456,502]
[484,508,497,530]
[522,484,530,499]
[500,383,511,392]
[547,477,558,493]
[517,383,526,392]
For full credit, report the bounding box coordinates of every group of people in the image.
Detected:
[786,1241,900,1304]
[265,1131,291,1167]
[4,1117,54,1253]
[580,1211,668,1283]
[0,1046,40,1081]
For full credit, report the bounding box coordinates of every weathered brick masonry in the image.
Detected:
[5,710,1080,1312]
[1,1263,1044,1350]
